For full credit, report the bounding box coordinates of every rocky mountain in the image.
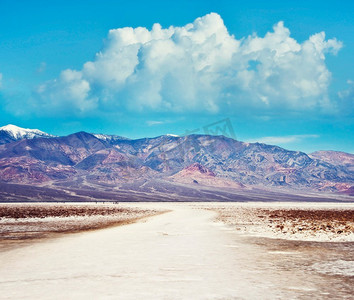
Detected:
[310,151,354,169]
[0,127,353,196]
[0,124,54,145]
[170,163,244,189]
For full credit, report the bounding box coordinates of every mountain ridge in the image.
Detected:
[0,125,353,197]
[1,124,352,156]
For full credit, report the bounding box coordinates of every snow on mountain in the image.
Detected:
[0,124,54,142]
[92,134,130,142]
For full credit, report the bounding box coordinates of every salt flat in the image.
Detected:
[0,202,353,299]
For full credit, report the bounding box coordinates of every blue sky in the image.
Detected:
[0,0,353,153]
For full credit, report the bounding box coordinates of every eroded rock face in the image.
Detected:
[170,163,244,189]
[181,163,216,176]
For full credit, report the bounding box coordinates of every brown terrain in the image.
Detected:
[211,204,354,241]
[170,163,245,189]
[0,203,165,251]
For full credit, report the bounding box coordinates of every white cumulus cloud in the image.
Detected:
[33,13,342,115]
[36,69,98,113]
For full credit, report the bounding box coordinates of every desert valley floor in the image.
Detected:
[0,202,353,299]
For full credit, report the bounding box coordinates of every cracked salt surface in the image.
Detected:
[0,202,353,299]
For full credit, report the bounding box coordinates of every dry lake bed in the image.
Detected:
[0,202,353,299]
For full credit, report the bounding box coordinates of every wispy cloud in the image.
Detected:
[146,120,164,126]
[246,134,320,145]
[337,80,354,115]
[37,62,47,73]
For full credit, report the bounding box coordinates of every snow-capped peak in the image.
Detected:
[0,124,53,140]
[166,134,179,137]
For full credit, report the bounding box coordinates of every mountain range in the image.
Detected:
[0,125,353,202]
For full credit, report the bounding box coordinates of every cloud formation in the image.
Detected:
[34,13,342,115]
[246,134,320,145]
[37,62,47,73]
[337,80,354,114]
[146,120,164,126]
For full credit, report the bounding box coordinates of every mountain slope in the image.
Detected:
[0,132,107,165]
[0,132,107,183]
[310,151,354,169]
[170,163,244,189]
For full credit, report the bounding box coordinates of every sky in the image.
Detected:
[0,0,353,153]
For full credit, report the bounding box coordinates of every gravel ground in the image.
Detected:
[205,202,354,242]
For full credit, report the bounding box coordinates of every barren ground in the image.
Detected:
[0,203,164,251]
[0,202,353,299]
[208,202,354,242]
